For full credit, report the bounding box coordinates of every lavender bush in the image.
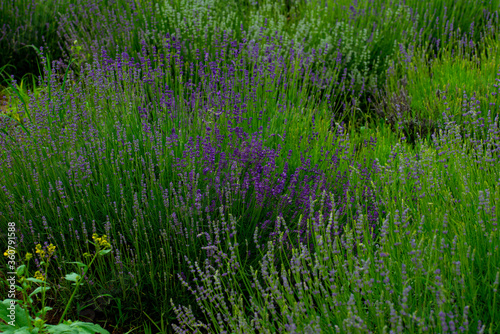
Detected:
[1,0,499,333]
[53,0,500,135]
[379,22,500,149]
[0,35,373,328]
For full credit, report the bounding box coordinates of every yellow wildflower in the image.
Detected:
[47,244,56,257]
[3,249,16,257]
[34,271,45,281]
[92,234,111,249]
[99,235,111,249]
[25,253,33,261]
[35,244,45,258]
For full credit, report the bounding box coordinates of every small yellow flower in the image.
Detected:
[92,234,111,249]
[3,249,16,257]
[99,235,111,249]
[34,318,45,328]
[47,244,56,257]
[35,244,46,258]
[25,253,33,261]
[34,271,45,281]
[83,252,92,259]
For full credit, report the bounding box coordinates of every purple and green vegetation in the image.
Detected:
[0,0,499,333]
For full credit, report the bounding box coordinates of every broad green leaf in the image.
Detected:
[45,320,110,334]
[68,321,110,334]
[16,265,26,277]
[44,324,77,334]
[0,299,33,329]
[98,249,111,256]
[64,273,82,282]
[0,324,31,334]
[25,278,48,285]
[29,286,51,298]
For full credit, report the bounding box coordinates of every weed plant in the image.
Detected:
[1,234,111,333]
[0,0,500,333]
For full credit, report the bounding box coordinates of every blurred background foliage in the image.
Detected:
[2,0,499,115]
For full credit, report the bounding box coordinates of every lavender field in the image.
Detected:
[0,0,499,333]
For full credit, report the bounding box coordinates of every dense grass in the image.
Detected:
[1,0,500,333]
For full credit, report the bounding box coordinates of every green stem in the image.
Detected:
[40,263,49,322]
[21,282,35,332]
[57,252,99,324]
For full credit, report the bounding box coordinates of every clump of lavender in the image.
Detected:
[0,30,380,324]
[172,54,500,333]
[172,185,498,332]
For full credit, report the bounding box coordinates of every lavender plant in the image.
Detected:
[172,77,500,332]
[1,0,500,332]
[384,25,500,148]
[0,33,374,328]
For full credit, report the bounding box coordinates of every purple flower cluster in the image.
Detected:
[0,28,384,328]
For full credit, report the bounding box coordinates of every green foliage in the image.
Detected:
[0,0,66,88]
[0,300,108,334]
[1,0,500,332]
[0,237,111,334]
[385,27,500,146]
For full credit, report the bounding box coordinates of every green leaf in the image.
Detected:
[0,324,31,334]
[44,324,77,333]
[45,320,110,334]
[98,249,111,256]
[70,321,110,334]
[64,273,82,283]
[16,265,26,277]
[35,306,53,319]
[0,299,33,329]
[25,278,48,285]
[29,286,51,298]
[41,306,53,313]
